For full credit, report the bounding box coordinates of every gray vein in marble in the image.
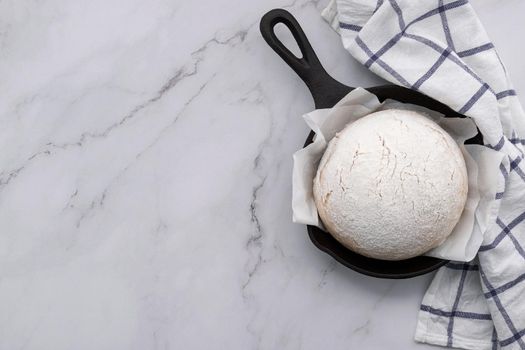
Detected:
[241,87,276,296]
[130,74,215,158]
[352,319,371,335]
[53,26,249,151]
[240,72,308,295]
[12,94,44,119]
[248,155,266,248]
[0,26,250,192]
[0,149,51,187]
[242,173,266,294]
[62,189,79,211]
[237,84,265,105]
[75,190,107,228]
[72,76,214,228]
[318,260,338,288]
[371,282,396,310]
[0,23,11,53]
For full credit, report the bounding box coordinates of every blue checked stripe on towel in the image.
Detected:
[322,0,525,348]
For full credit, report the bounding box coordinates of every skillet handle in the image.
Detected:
[260,9,352,108]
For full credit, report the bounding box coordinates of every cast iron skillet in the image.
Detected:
[260,9,482,279]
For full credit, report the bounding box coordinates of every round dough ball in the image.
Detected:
[313,109,468,261]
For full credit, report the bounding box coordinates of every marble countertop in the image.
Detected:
[0,0,524,349]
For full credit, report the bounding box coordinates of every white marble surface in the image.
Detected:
[0,1,524,349]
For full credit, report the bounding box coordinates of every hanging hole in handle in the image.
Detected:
[274,23,303,59]
[260,9,321,76]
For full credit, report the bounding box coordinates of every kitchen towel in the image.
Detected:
[322,0,525,349]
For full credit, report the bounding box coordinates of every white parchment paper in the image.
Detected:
[292,88,505,261]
